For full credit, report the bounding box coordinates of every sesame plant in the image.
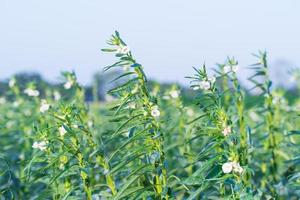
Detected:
[0,32,299,200]
[101,31,170,199]
[248,51,300,198]
[185,63,250,199]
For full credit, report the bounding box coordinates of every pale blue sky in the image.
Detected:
[0,0,299,86]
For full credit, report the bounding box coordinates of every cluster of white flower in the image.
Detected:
[193,76,216,91]
[169,90,180,99]
[40,100,50,113]
[222,126,231,136]
[24,88,40,97]
[222,161,243,174]
[224,65,239,74]
[199,80,210,90]
[9,79,16,88]
[32,141,48,151]
[272,96,286,105]
[59,125,67,137]
[64,80,74,89]
[151,106,160,118]
[116,45,130,55]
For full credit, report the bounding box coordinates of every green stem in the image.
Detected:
[135,66,168,199]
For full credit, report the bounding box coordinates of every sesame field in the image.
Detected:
[0,32,300,200]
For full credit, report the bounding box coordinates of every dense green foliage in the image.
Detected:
[0,32,300,199]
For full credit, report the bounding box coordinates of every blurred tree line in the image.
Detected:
[0,71,298,106]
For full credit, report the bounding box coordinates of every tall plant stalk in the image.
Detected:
[102,31,169,199]
[249,51,278,195]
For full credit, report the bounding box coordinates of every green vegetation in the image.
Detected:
[0,32,299,199]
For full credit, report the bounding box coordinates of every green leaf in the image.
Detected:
[113,175,141,200]
[109,72,135,84]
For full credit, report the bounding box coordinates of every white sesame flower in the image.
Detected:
[222,162,233,173]
[186,108,194,117]
[123,65,130,71]
[32,142,39,149]
[0,97,6,104]
[232,65,239,73]
[127,102,136,109]
[151,106,160,118]
[64,80,73,89]
[117,46,130,54]
[9,79,16,88]
[199,81,210,90]
[53,91,61,101]
[24,88,40,97]
[59,126,67,137]
[224,65,231,73]
[208,76,216,84]
[88,121,93,128]
[32,141,48,151]
[40,100,50,113]
[192,86,200,90]
[170,90,180,99]
[222,126,231,136]
[232,162,244,174]
[222,161,243,174]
